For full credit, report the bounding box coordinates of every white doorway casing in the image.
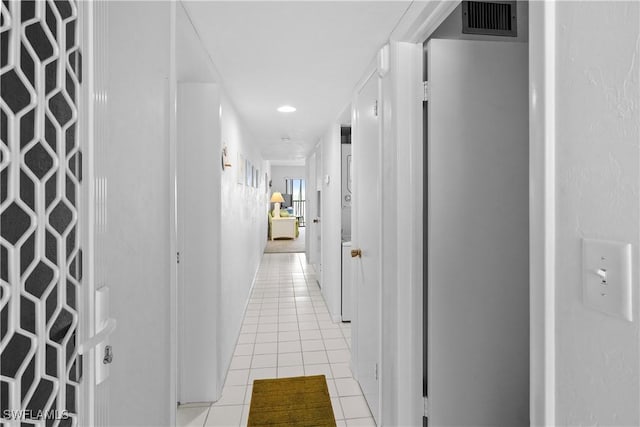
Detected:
[374,3,550,425]
[528,2,556,424]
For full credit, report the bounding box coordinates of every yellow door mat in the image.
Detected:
[248,375,336,426]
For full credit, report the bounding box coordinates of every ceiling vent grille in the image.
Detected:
[462,1,517,37]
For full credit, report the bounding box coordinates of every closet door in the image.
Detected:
[427,39,529,426]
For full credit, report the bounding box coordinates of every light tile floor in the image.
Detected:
[177,253,375,427]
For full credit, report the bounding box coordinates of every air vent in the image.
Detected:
[462,1,517,37]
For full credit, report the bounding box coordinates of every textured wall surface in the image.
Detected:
[555,2,640,425]
[270,165,306,196]
[106,2,172,425]
[176,3,269,402]
[219,93,269,382]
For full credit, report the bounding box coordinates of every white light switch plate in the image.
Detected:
[582,238,632,321]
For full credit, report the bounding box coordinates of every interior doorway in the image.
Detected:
[422,2,530,425]
[266,166,307,254]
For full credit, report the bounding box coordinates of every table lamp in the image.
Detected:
[270,192,285,218]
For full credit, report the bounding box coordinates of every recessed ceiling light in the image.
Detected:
[277,105,296,113]
[281,137,291,142]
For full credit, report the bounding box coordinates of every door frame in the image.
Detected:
[168,1,178,424]
[526,3,557,424]
[79,0,96,423]
[79,1,115,424]
[391,1,556,425]
[306,151,318,264]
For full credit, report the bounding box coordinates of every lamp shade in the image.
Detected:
[270,192,285,203]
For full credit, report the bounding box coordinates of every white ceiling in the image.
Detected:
[182,1,412,161]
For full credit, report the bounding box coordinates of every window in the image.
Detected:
[285,178,306,226]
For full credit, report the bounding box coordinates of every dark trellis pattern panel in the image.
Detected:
[0,0,81,425]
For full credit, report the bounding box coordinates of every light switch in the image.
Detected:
[582,238,632,321]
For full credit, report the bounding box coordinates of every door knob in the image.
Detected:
[351,249,362,258]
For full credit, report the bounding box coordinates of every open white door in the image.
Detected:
[352,73,382,423]
[426,39,529,425]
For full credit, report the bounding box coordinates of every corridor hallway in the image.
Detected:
[177,253,374,426]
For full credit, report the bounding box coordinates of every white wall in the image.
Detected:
[219,93,269,382]
[104,3,268,423]
[175,2,269,393]
[176,2,216,83]
[554,2,640,425]
[270,165,305,195]
[106,2,172,425]
[320,125,342,321]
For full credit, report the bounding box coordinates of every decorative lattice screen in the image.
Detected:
[0,0,81,425]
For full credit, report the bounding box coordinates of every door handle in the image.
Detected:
[351,249,362,258]
[78,318,117,355]
[313,218,319,223]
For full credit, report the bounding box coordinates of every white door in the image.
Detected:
[81,2,114,425]
[352,73,381,423]
[314,151,322,282]
[307,151,322,281]
[176,83,222,404]
[306,152,317,263]
[426,39,529,425]
[314,188,322,282]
